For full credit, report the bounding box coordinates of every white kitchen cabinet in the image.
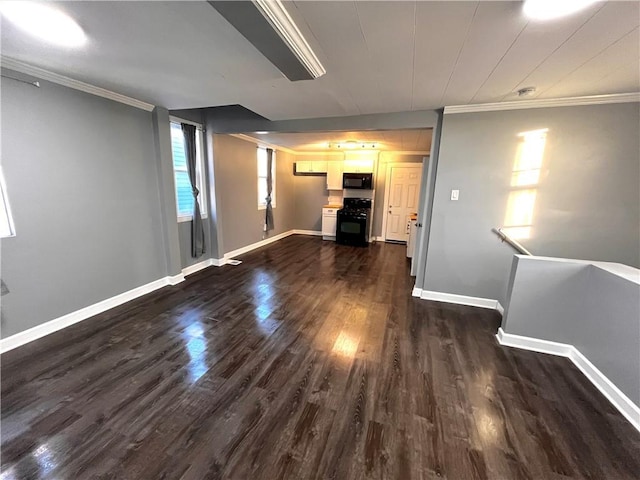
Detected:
[343,159,374,173]
[295,161,328,173]
[322,207,338,240]
[326,162,343,190]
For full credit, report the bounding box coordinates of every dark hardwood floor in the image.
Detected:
[1,235,639,479]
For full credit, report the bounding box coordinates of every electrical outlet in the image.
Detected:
[451,189,459,201]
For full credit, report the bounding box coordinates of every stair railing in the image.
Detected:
[492,228,533,256]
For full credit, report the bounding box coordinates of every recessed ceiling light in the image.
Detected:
[255,131,269,135]
[523,0,598,20]
[0,1,86,47]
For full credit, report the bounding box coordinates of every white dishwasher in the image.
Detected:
[322,206,339,240]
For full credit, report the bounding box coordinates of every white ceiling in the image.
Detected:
[242,129,432,152]
[1,1,638,121]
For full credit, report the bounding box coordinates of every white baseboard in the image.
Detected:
[496,328,640,433]
[167,273,185,285]
[412,287,503,315]
[224,230,322,261]
[181,258,215,276]
[374,236,385,242]
[183,231,323,272]
[420,289,500,311]
[183,230,323,272]
[224,230,295,260]
[0,277,175,354]
[496,327,573,356]
[0,229,323,354]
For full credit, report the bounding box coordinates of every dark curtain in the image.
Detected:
[265,148,275,232]
[182,124,205,257]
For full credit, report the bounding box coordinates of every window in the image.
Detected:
[257,147,276,210]
[170,121,207,221]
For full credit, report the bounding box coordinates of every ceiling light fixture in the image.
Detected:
[523,0,598,20]
[0,1,86,47]
[251,0,326,79]
[332,141,378,150]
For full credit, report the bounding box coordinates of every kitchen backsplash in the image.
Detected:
[328,192,343,204]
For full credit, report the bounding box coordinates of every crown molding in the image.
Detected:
[444,92,640,115]
[252,0,326,79]
[1,57,155,112]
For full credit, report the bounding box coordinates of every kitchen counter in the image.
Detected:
[323,204,343,209]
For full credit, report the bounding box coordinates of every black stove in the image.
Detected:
[336,198,372,247]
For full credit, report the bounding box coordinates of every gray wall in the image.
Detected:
[503,255,640,406]
[415,111,443,284]
[419,102,640,305]
[1,79,166,338]
[293,175,327,232]
[212,135,296,254]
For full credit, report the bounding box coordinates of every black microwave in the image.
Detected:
[343,173,373,189]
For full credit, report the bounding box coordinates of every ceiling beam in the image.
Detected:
[208,1,317,81]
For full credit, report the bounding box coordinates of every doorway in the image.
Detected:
[383,165,422,243]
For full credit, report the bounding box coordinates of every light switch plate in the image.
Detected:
[451,189,459,201]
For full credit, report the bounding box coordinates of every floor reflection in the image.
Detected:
[473,369,500,445]
[250,269,280,336]
[332,330,359,359]
[476,408,500,444]
[184,321,205,338]
[180,318,209,384]
[33,443,56,477]
[0,467,17,480]
[0,441,58,480]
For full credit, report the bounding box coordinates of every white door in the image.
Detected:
[385,166,421,242]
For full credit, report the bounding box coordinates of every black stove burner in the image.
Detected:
[341,198,372,211]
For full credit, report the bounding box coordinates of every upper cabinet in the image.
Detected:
[295,161,328,174]
[326,162,343,190]
[343,159,374,173]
